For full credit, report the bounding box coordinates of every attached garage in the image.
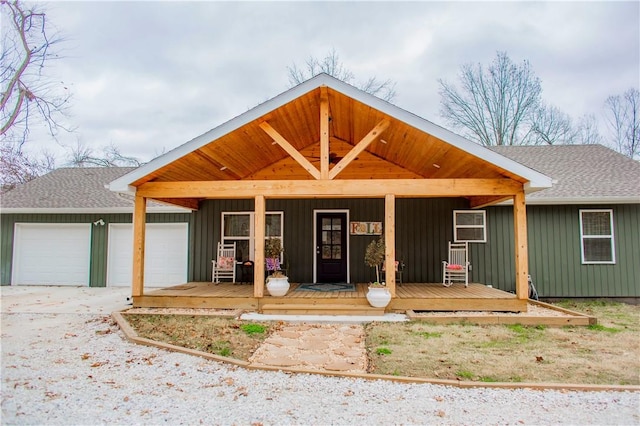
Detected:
[107,223,188,287]
[11,223,91,286]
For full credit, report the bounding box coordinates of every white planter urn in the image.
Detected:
[266,276,290,297]
[366,286,391,308]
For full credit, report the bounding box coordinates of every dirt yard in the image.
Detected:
[124,300,640,385]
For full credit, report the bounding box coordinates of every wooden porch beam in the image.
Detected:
[254,195,266,297]
[259,121,321,180]
[137,178,523,199]
[329,119,390,180]
[513,190,529,304]
[131,194,146,297]
[384,194,396,297]
[320,86,330,180]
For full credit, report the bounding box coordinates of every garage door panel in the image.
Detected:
[107,223,188,287]
[12,224,91,286]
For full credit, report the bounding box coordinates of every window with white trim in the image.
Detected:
[221,212,283,262]
[453,210,486,242]
[580,209,615,264]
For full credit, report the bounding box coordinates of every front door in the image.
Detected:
[315,212,348,283]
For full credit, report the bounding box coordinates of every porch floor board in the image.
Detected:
[135,282,526,313]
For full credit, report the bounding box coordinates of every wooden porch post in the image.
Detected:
[513,189,529,301]
[385,194,396,297]
[254,195,265,297]
[132,194,146,297]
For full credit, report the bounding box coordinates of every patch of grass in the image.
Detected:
[413,331,443,339]
[587,324,621,333]
[506,323,527,334]
[456,370,474,380]
[376,347,392,355]
[240,323,268,335]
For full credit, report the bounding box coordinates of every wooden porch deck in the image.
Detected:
[134,282,527,314]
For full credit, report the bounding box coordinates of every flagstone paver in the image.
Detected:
[248,323,367,373]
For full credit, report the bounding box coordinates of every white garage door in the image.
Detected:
[12,223,91,286]
[107,223,188,287]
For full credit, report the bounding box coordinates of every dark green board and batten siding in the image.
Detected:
[476,204,640,298]
[190,198,468,284]
[0,213,192,286]
[190,199,639,298]
[3,201,637,298]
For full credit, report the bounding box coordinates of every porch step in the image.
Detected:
[260,303,385,316]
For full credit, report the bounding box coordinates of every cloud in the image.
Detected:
[26,1,637,164]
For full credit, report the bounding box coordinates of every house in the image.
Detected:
[4,74,636,310]
[0,167,192,287]
[105,73,552,312]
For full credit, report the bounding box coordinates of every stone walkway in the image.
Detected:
[248,323,368,373]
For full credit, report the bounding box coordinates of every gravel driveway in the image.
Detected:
[1,286,638,425]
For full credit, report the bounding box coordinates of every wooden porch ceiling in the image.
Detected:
[133,86,527,208]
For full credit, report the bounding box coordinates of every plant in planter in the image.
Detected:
[265,237,289,296]
[364,237,391,308]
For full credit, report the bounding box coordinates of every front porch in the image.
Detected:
[133,282,527,315]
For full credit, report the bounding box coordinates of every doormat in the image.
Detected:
[298,283,355,292]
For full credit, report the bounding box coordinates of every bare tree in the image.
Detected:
[287,48,397,102]
[439,52,544,146]
[0,144,55,192]
[605,88,640,159]
[529,104,578,145]
[575,114,603,145]
[65,141,141,168]
[1,0,71,145]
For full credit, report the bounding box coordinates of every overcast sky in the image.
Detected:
[32,1,640,164]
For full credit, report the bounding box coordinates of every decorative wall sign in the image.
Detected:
[350,221,382,235]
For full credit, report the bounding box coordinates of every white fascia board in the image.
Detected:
[108,75,339,192]
[1,207,192,214]
[353,103,552,190]
[325,76,553,190]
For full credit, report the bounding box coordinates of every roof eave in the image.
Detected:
[0,206,192,214]
[108,75,342,191]
[499,196,640,206]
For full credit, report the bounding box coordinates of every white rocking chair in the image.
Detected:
[212,242,237,283]
[442,241,470,287]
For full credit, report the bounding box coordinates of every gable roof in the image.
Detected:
[491,145,640,204]
[1,167,189,213]
[4,146,635,213]
[108,73,552,199]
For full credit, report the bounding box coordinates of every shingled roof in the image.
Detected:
[2,145,638,212]
[1,167,188,213]
[491,144,640,204]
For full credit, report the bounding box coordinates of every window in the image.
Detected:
[453,210,486,242]
[321,216,343,260]
[580,209,615,264]
[221,212,283,262]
